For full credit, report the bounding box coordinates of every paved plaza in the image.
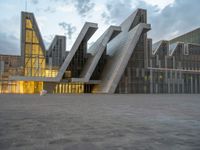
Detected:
[0,94,200,150]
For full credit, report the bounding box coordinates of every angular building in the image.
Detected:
[170,28,200,44]
[0,9,200,94]
[149,39,200,94]
[46,35,66,68]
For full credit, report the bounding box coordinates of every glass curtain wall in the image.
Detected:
[24,18,45,77]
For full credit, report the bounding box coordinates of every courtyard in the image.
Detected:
[0,94,200,150]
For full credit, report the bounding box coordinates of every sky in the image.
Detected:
[0,0,200,55]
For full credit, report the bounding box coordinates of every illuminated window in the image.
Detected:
[24,18,46,77]
[32,31,39,43]
[0,81,43,94]
[53,83,84,94]
[25,44,32,55]
[25,30,32,43]
[32,44,39,55]
[26,19,32,29]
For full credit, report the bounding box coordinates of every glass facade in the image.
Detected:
[91,50,107,80]
[45,69,58,77]
[149,42,200,94]
[65,40,88,78]
[170,28,200,44]
[47,36,66,67]
[115,34,150,93]
[115,10,149,93]
[0,81,43,94]
[24,18,46,77]
[1,10,200,94]
[53,83,84,94]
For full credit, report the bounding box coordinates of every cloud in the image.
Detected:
[0,32,20,55]
[58,22,76,39]
[44,6,56,13]
[0,0,200,55]
[101,0,200,43]
[36,6,56,14]
[52,0,95,17]
[31,0,39,5]
[74,0,95,17]
[101,0,134,24]
[149,0,200,42]
[43,35,54,49]
[0,15,20,55]
[142,0,175,10]
[56,5,75,13]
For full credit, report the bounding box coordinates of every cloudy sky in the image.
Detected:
[0,0,200,55]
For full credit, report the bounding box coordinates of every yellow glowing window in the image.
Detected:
[25,44,32,55]
[25,58,31,67]
[39,58,44,64]
[31,58,36,66]
[17,81,43,94]
[59,84,62,93]
[32,31,39,43]
[32,44,39,55]
[41,59,45,68]
[25,30,32,42]
[35,59,39,68]
[24,19,45,77]
[25,68,32,76]
[45,69,58,77]
[39,47,43,55]
[31,68,35,76]
[26,19,32,29]
[68,84,71,93]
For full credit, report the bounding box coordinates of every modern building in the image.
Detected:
[148,39,200,94]
[0,9,200,94]
[170,28,200,44]
[46,35,66,68]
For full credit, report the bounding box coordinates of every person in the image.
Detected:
[40,89,47,96]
